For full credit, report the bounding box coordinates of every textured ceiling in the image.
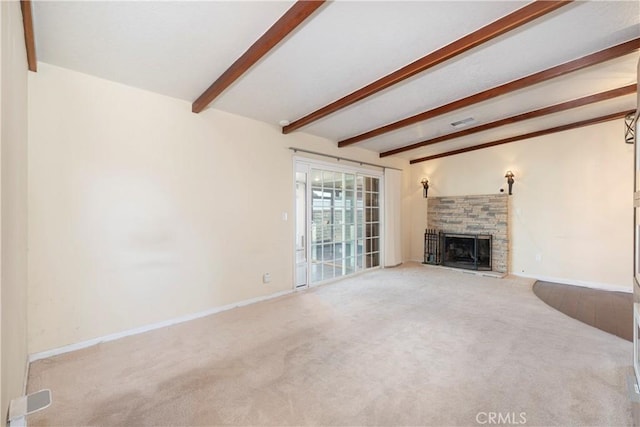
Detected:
[33,1,640,161]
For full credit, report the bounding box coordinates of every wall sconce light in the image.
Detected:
[625,112,636,144]
[421,178,429,198]
[505,171,515,195]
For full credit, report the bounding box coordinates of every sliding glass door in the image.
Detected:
[295,159,382,287]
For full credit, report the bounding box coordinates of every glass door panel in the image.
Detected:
[363,176,380,269]
[308,169,357,284]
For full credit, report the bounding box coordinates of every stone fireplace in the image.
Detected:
[427,194,508,273]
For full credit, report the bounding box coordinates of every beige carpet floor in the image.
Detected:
[27,263,633,426]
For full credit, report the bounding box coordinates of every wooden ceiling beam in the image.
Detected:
[380,84,636,157]
[282,0,572,134]
[192,1,325,114]
[20,0,37,72]
[339,38,640,147]
[409,110,635,164]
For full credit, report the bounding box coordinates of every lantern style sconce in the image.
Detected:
[625,112,636,144]
[420,178,429,198]
[505,171,515,195]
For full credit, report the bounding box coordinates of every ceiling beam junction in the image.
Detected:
[192,0,326,114]
[380,84,637,157]
[282,0,572,134]
[339,38,640,147]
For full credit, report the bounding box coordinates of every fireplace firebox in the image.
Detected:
[441,233,492,271]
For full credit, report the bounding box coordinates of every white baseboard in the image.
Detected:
[383,262,403,268]
[28,288,294,363]
[515,272,632,294]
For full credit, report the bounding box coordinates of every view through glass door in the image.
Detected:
[295,160,381,287]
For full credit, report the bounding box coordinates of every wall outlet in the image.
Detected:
[263,273,271,284]
[535,253,542,262]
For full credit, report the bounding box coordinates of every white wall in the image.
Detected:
[1,0,29,416]
[27,63,409,354]
[410,119,634,291]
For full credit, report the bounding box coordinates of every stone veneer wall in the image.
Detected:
[427,194,508,273]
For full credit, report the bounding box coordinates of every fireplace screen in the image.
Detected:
[441,233,492,271]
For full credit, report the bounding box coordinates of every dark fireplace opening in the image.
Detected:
[442,233,492,271]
